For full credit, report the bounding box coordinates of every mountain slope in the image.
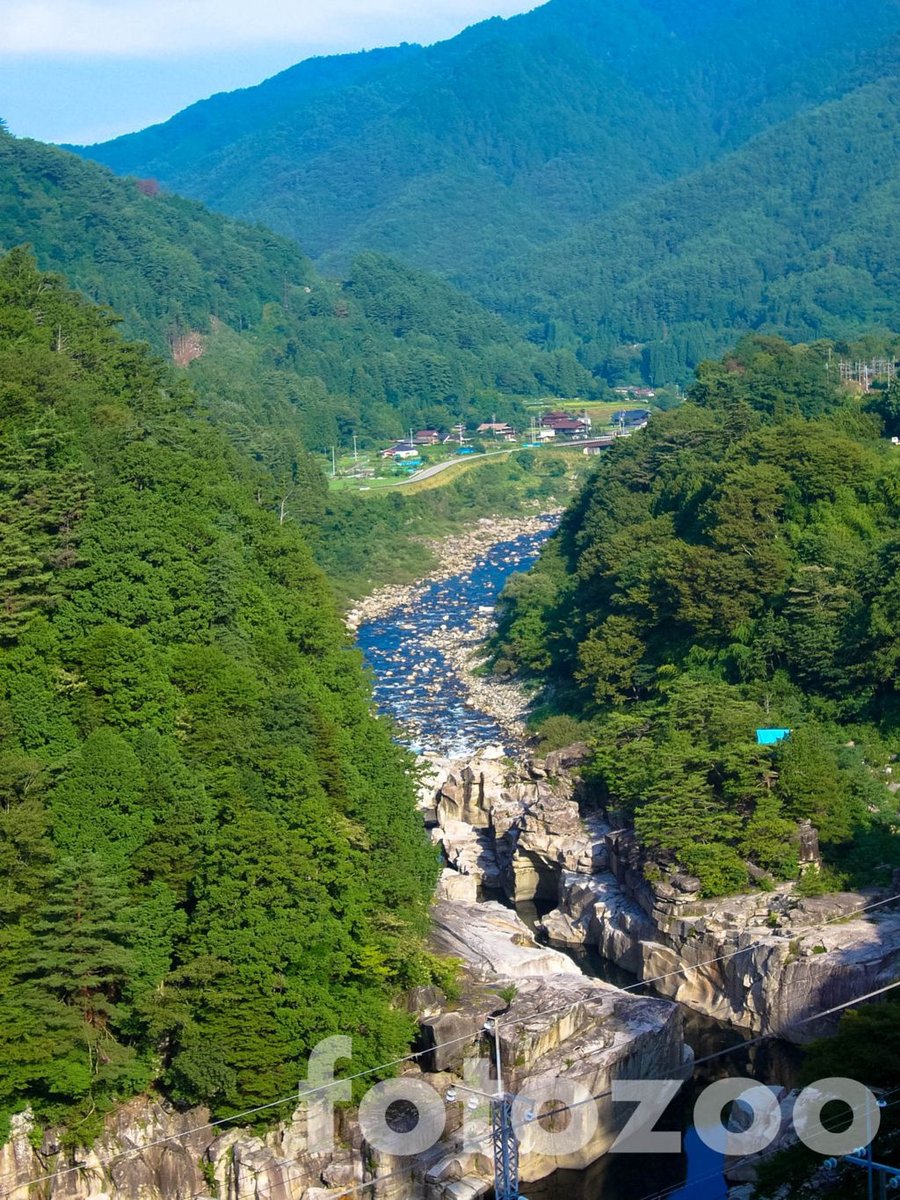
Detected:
[76,0,900,312]
[0,248,439,1137]
[0,129,593,456]
[507,76,900,380]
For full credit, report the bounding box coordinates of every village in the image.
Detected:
[332,397,654,485]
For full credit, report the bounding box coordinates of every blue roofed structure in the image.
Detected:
[756,728,791,746]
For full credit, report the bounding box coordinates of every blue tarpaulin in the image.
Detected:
[756,728,791,746]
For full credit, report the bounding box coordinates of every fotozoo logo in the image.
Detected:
[296,1036,883,1161]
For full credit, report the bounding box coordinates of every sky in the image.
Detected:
[0,0,539,145]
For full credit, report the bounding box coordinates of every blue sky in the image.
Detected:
[0,1,539,146]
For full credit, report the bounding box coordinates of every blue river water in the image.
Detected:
[356,522,555,757]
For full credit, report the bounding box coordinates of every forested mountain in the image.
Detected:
[0,249,441,1140]
[504,78,900,383]
[75,0,900,381]
[492,337,900,895]
[0,128,592,460]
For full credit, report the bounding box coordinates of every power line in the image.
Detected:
[2,892,897,1197]
[529,980,900,1130]
[6,978,899,1200]
[165,1062,900,1200]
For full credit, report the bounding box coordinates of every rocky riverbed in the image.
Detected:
[346,513,561,631]
[353,514,558,756]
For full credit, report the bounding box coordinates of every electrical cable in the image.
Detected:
[2,891,897,1197]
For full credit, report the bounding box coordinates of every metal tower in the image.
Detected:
[490,1091,520,1200]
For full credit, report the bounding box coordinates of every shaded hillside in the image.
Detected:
[74,0,900,378]
[506,78,900,381]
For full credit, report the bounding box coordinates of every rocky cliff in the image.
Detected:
[7,743,893,1200]
[423,748,900,1042]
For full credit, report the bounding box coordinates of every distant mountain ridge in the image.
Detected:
[73,0,900,384]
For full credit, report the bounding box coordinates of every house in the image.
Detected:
[477,422,517,439]
[541,414,589,435]
[414,429,441,446]
[580,437,615,455]
[380,440,418,459]
[612,386,655,399]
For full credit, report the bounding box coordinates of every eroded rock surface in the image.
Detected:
[425,750,900,1043]
[540,837,900,1040]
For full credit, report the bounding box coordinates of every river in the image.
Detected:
[356,521,555,757]
[356,519,800,1200]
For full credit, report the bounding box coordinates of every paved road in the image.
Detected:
[354,441,600,490]
[401,447,517,484]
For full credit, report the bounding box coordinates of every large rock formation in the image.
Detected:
[424,750,900,1044]
[419,900,690,1187]
[540,832,900,1041]
[1,815,689,1200]
[427,746,605,902]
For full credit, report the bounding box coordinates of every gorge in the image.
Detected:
[3,4,900,1196]
[1,508,897,1200]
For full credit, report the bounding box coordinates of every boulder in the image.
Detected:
[435,869,479,903]
[418,1011,486,1073]
[543,742,591,775]
[429,900,583,978]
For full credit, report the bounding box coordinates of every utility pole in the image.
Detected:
[489,1018,521,1200]
[331,447,336,478]
[444,1018,524,1200]
[353,434,358,462]
[823,1097,897,1198]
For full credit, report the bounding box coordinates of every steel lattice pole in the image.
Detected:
[491,1094,520,1200]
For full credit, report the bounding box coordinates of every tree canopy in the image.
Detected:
[73,0,900,385]
[492,337,900,894]
[0,250,439,1141]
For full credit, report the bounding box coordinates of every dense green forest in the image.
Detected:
[492,337,900,895]
[504,78,900,383]
[0,250,441,1141]
[0,128,592,461]
[75,0,900,382]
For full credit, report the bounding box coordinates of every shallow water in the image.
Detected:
[356,521,556,756]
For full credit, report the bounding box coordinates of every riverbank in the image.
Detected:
[346,510,561,629]
[423,605,535,742]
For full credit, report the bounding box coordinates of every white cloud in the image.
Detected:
[0,0,539,58]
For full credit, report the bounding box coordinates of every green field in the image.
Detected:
[324,440,600,493]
